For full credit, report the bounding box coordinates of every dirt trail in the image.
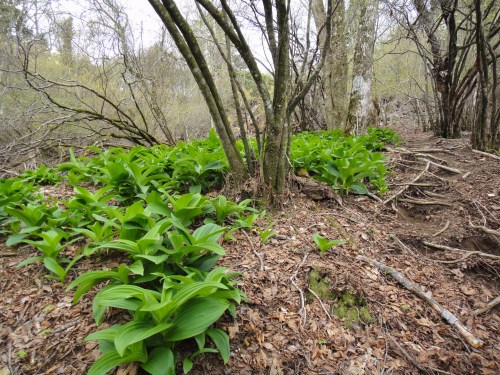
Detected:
[1,129,499,374]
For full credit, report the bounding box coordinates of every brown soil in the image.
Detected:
[1,128,499,374]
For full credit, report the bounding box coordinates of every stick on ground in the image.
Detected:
[356,255,484,348]
[423,241,500,261]
[384,162,430,204]
[472,296,500,316]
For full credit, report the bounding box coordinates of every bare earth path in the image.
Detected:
[1,129,499,374]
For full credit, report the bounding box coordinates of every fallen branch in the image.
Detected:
[417,158,464,174]
[472,296,500,316]
[391,182,436,187]
[307,288,332,320]
[468,221,500,237]
[391,147,454,154]
[386,333,430,374]
[356,255,484,348]
[367,191,383,203]
[432,221,450,237]
[384,162,430,204]
[290,253,309,326]
[241,231,264,271]
[423,241,500,261]
[472,149,500,161]
[52,319,79,334]
[391,235,417,257]
[399,198,453,207]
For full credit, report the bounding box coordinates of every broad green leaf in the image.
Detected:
[115,320,172,356]
[166,297,229,341]
[43,258,65,280]
[141,347,175,375]
[206,328,230,364]
[17,256,44,267]
[87,346,147,375]
[183,358,193,373]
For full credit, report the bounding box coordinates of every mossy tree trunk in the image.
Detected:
[311,0,348,131]
[149,0,333,205]
[346,0,378,134]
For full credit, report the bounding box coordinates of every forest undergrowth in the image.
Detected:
[0,126,499,374]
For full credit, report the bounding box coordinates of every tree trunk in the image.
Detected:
[346,0,378,133]
[263,0,290,202]
[311,0,348,130]
[148,0,248,183]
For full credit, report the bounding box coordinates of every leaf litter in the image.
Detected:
[1,128,499,374]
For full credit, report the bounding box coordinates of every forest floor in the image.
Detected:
[1,125,499,374]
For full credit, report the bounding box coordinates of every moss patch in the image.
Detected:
[332,289,373,328]
[308,268,334,301]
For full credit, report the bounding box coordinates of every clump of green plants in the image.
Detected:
[291,128,396,195]
[308,269,334,301]
[0,128,395,373]
[332,290,373,328]
[312,234,345,253]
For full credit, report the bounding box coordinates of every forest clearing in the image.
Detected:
[0,0,499,374]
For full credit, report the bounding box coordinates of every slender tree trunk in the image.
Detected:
[263,0,290,201]
[148,0,248,183]
[311,0,348,130]
[472,0,489,149]
[346,0,378,133]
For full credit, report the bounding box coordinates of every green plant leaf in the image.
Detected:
[183,357,193,373]
[115,320,172,356]
[206,328,230,364]
[141,347,175,375]
[166,297,229,341]
[87,346,147,375]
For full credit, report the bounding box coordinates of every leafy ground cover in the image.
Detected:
[2,127,498,374]
[0,129,396,374]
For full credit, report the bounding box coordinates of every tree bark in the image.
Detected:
[311,0,348,130]
[148,0,248,183]
[346,0,378,133]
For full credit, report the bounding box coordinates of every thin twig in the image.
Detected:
[472,149,500,160]
[356,255,484,348]
[384,161,430,204]
[468,221,500,237]
[399,198,453,207]
[417,158,464,174]
[367,191,383,203]
[392,235,417,257]
[307,288,332,320]
[472,296,500,316]
[432,221,450,237]
[386,333,430,374]
[423,241,500,261]
[241,231,264,271]
[290,253,309,326]
[52,319,79,334]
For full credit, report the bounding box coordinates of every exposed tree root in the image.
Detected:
[417,158,464,174]
[399,198,452,207]
[423,241,500,261]
[386,332,430,374]
[356,255,484,348]
[432,221,450,237]
[472,296,500,316]
[383,162,430,204]
[472,149,500,160]
[468,221,500,237]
